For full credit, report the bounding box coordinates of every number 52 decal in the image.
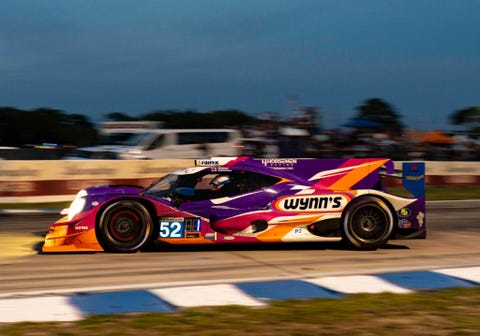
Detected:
[159,220,184,238]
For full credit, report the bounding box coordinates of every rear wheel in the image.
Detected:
[97,200,154,253]
[342,196,394,250]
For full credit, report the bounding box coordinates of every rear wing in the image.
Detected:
[401,162,426,198]
[382,162,426,198]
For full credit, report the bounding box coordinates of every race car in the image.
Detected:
[42,157,426,253]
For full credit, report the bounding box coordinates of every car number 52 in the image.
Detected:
[159,221,184,238]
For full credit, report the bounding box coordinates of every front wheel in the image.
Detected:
[342,196,394,250]
[96,200,154,253]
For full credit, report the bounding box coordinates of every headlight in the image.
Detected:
[67,189,88,221]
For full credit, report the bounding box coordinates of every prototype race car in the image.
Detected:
[43,157,426,253]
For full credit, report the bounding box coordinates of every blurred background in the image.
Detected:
[0,102,478,161]
[0,5,479,332]
[1,1,479,161]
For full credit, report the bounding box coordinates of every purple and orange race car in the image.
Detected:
[43,157,426,253]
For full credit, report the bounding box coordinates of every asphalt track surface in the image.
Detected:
[0,201,479,296]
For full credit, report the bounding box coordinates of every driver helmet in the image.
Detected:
[210,174,232,191]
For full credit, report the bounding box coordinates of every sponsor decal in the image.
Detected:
[210,167,231,172]
[398,207,411,217]
[205,233,217,240]
[417,211,425,227]
[260,158,297,170]
[195,160,220,166]
[405,174,425,181]
[74,225,89,231]
[273,194,349,212]
[261,158,297,165]
[398,219,412,229]
[406,163,419,172]
[184,217,201,232]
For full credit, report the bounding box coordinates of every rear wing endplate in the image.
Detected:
[402,162,426,198]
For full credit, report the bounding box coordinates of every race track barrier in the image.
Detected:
[0,160,479,204]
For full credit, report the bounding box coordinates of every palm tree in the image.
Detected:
[450,106,480,133]
[355,98,404,135]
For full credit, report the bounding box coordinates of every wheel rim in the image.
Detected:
[349,204,389,244]
[108,210,141,243]
[99,202,152,251]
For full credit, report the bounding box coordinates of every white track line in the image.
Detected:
[306,275,411,294]
[0,296,81,323]
[151,284,265,307]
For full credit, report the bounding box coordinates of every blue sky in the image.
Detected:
[1,0,479,130]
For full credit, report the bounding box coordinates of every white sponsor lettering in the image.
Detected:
[195,160,220,166]
[261,159,297,166]
[274,195,348,212]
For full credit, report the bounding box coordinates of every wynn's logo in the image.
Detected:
[274,195,349,212]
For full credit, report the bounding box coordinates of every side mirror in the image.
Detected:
[175,187,195,198]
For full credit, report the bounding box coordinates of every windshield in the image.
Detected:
[121,132,152,146]
[98,132,138,145]
[144,174,179,197]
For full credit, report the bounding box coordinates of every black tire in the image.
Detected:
[96,200,154,253]
[341,196,394,250]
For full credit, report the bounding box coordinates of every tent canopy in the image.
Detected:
[343,118,381,128]
[422,130,453,144]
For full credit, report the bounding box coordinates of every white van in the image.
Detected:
[98,121,162,145]
[65,129,242,159]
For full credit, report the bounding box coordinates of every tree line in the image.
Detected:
[0,107,257,147]
[0,107,97,147]
[0,99,478,147]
